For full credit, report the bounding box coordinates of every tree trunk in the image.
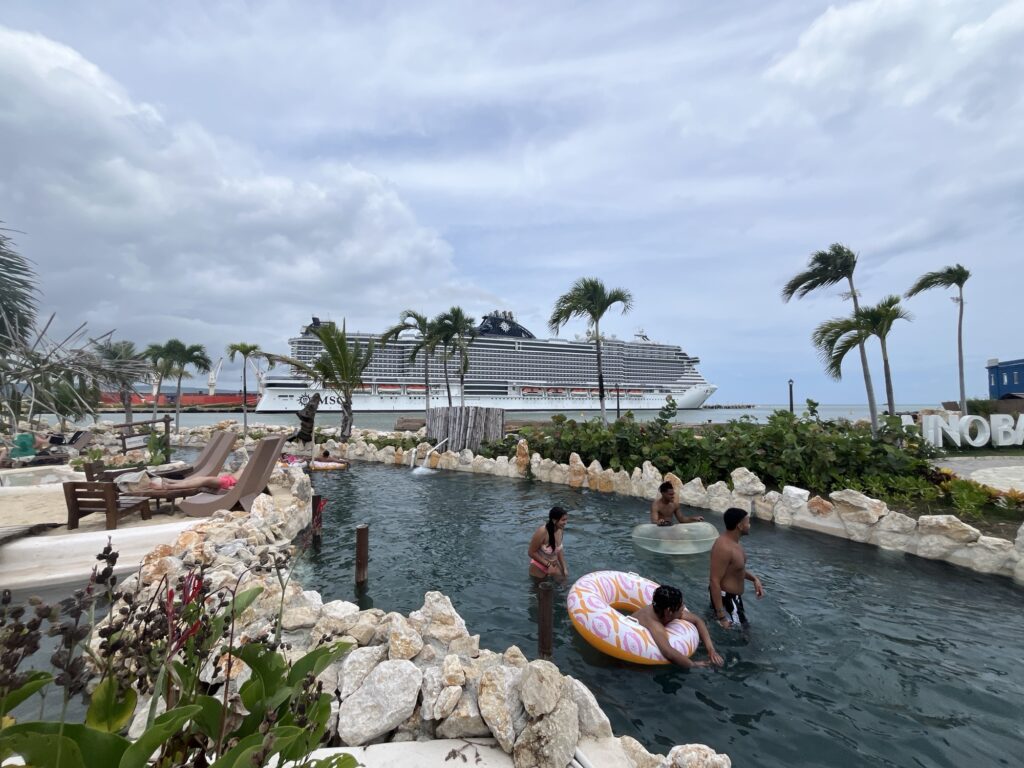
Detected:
[340,396,353,442]
[423,354,431,427]
[595,320,606,424]
[122,387,134,424]
[174,373,183,433]
[151,375,163,419]
[848,276,879,434]
[443,348,452,407]
[241,361,249,438]
[459,347,466,409]
[879,335,896,418]
[957,285,967,414]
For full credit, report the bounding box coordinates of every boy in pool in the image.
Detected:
[633,585,723,669]
[650,481,705,526]
[709,507,765,627]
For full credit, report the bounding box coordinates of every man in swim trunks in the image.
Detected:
[633,585,723,669]
[709,507,764,627]
[650,481,704,526]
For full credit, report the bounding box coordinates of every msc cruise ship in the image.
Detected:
[255,312,717,413]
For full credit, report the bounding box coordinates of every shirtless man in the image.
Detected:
[650,481,704,526]
[709,508,764,627]
[633,585,723,669]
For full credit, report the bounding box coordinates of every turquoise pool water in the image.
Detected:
[302,463,1023,767]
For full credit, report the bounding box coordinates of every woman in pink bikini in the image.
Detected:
[144,472,239,494]
[528,506,569,580]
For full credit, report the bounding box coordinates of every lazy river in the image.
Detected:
[301,463,1023,768]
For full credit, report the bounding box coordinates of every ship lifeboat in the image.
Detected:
[354,385,372,394]
[547,387,566,396]
[570,388,589,397]
[407,384,427,393]
[522,387,542,396]
[378,384,401,394]
[627,389,643,397]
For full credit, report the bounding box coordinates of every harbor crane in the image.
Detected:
[207,357,224,395]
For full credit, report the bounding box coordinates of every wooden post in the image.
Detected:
[162,414,172,459]
[538,581,554,659]
[312,494,324,544]
[355,523,369,585]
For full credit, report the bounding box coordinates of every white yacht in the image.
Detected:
[255,312,717,412]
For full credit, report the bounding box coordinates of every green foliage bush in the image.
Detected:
[480,404,942,504]
[363,435,422,452]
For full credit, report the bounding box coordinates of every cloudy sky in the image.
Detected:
[1,0,1021,404]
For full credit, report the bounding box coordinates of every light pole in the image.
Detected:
[788,379,794,414]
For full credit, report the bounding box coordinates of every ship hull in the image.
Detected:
[256,384,716,413]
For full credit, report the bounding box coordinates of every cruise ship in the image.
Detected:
[255,312,717,413]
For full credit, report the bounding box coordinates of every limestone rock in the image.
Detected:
[338,644,389,700]
[503,645,529,668]
[752,490,779,522]
[619,735,663,768]
[613,469,633,495]
[387,614,425,660]
[347,612,383,646]
[829,489,888,525]
[419,665,445,721]
[945,535,1016,575]
[436,686,490,738]
[519,659,563,718]
[774,486,809,526]
[1016,523,1024,554]
[408,591,470,645]
[593,468,617,493]
[916,515,981,543]
[442,654,466,686]
[568,453,587,488]
[675,479,708,507]
[280,590,323,631]
[433,685,463,720]
[807,496,834,516]
[515,439,531,475]
[513,687,579,768]
[566,676,613,738]
[640,461,663,499]
[337,660,423,746]
[705,481,732,513]
[478,665,527,753]
[730,467,765,496]
[316,600,360,637]
[449,634,480,658]
[791,495,846,538]
[667,743,733,768]
[869,511,918,552]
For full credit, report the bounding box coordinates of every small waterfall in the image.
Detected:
[411,437,448,475]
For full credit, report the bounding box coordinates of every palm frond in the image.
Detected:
[905,264,972,298]
[549,277,632,334]
[782,243,858,302]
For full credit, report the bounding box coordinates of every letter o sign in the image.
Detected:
[959,416,991,448]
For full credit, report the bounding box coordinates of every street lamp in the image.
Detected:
[788,379,794,414]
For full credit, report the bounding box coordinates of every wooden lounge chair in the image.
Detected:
[179,435,286,518]
[64,481,151,530]
[169,430,237,478]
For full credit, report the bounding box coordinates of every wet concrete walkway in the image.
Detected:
[933,455,1024,493]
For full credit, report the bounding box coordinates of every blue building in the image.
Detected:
[987,358,1024,399]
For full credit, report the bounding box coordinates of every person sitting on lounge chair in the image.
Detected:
[145,470,242,494]
[0,433,51,462]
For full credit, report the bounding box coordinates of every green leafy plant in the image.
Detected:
[145,432,167,466]
[942,479,992,519]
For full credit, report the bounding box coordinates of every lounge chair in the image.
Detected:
[167,430,237,478]
[64,481,151,530]
[178,435,286,518]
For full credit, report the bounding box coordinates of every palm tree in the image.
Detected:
[226,342,267,438]
[163,340,212,432]
[0,225,37,352]
[782,243,879,433]
[812,296,911,418]
[905,264,971,414]
[303,322,374,441]
[435,307,477,409]
[381,310,439,424]
[144,342,175,418]
[97,340,146,424]
[549,278,634,424]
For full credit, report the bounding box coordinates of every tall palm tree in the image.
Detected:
[905,264,971,414]
[301,322,374,441]
[782,243,879,433]
[163,339,212,432]
[97,340,146,424]
[144,342,174,418]
[381,310,439,424]
[549,278,634,424]
[226,342,267,438]
[435,307,477,408]
[812,296,911,418]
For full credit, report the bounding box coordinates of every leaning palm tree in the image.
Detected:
[144,342,174,418]
[97,340,146,424]
[381,310,439,425]
[905,264,971,414]
[812,296,911,418]
[549,278,633,424]
[435,307,477,409]
[164,340,212,432]
[226,342,266,438]
[782,243,879,433]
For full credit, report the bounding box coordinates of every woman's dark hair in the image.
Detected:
[546,506,568,550]
[652,585,683,619]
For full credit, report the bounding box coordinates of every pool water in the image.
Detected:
[302,463,1024,767]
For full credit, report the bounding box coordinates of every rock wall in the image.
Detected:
[318,428,1024,587]
[111,425,730,768]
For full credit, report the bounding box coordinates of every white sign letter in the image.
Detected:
[960,416,991,448]
[990,414,1016,447]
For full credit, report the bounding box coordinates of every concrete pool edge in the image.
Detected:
[328,432,1024,585]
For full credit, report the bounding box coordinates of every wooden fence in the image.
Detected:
[426,407,504,453]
